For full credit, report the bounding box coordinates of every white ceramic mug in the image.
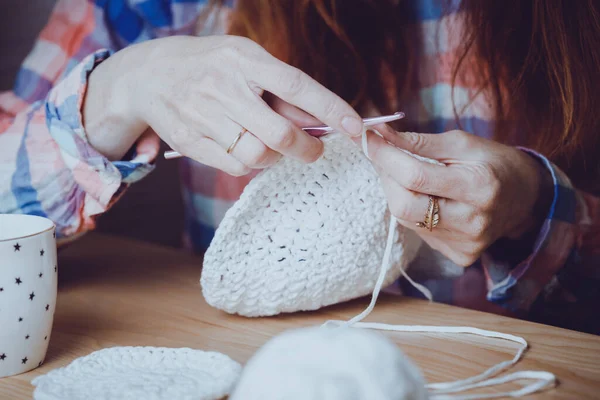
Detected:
[0,214,57,378]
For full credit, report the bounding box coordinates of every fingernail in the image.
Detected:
[341,116,363,137]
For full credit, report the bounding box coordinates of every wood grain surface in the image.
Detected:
[1,233,599,399]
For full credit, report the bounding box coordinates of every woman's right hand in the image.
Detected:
[83,35,363,175]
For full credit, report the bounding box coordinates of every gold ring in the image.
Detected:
[416,196,440,231]
[226,128,248,154]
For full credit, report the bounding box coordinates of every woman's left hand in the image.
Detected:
[266,95,553,266]
[363,127,553,267]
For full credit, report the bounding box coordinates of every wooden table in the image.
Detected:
[1,234,599,399]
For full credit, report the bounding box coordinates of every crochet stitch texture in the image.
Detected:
[201,134,423,317]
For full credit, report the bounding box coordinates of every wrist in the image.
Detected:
[83,45,149,161]
[509,151,554,239]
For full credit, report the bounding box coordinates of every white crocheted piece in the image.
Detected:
[230,326,428,400]
[31,347,241,400]
[201,134,423,317]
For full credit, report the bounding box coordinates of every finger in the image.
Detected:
[376,128,479,161]
[142,94,251,175]
[379,172,472,231]
[248,56,363,137]
[229,129,282,168]
[415,235,478,268]
[202,116,281,169]
[365,130,468,200]
[225,88,325,163]
[137,128,161,161]
[264,92,321,128]
[172,135,251,176]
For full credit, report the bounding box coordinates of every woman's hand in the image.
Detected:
[235,95,554,267]
[364,127,554,267]
[83,35,363,175]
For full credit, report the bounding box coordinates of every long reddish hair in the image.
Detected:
[204,0,600,191]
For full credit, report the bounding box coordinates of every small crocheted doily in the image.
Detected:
[201,134,423,317]
[31,347,241,400]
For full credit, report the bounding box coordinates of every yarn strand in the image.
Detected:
[323,128,556,399]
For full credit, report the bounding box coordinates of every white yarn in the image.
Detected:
[201,132,427,317]
[221,128,556,399]
[28,128,555,399]
[317,129,557,399]
[31,347,241,400]
[230,326,429,400]
[323,321,556,399]
[341,128,437,327]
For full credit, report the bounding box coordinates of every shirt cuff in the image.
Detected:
[45,50,156,215]
[483,148,577,312]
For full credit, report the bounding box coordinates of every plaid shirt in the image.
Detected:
[1,0,598,333]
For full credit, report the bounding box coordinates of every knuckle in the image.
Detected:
[227,164,251,177]
[214,44,240,62]
[404,167,428,191]
[320,99,339,120]
[203,69,226,87]
[453,252,479,268]
[487,176,502,203]
[214,37,261,66]
[307,144,324,163]
[470,215,491,239]
[247,145,272,167]
[467,244,486,261]
[191,85,221,106]
[176,137,211,162]
[448,130,470,147]
[171,126,195,147]
[301,140,324,163]
[404,131,426,153]
[270,122,297,149]
[234,36,261,52]
[221,36,252,53]
[281,69,307,97]
[478,168,502,208]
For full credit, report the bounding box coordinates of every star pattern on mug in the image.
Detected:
[4,237,55,376]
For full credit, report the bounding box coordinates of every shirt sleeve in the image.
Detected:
[0,50,155,240]
[481,151,600,333]
[0,0,216,242]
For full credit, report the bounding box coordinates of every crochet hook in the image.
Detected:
[163,111,405,160]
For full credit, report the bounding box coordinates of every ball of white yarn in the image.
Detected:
[230,326,428,400]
